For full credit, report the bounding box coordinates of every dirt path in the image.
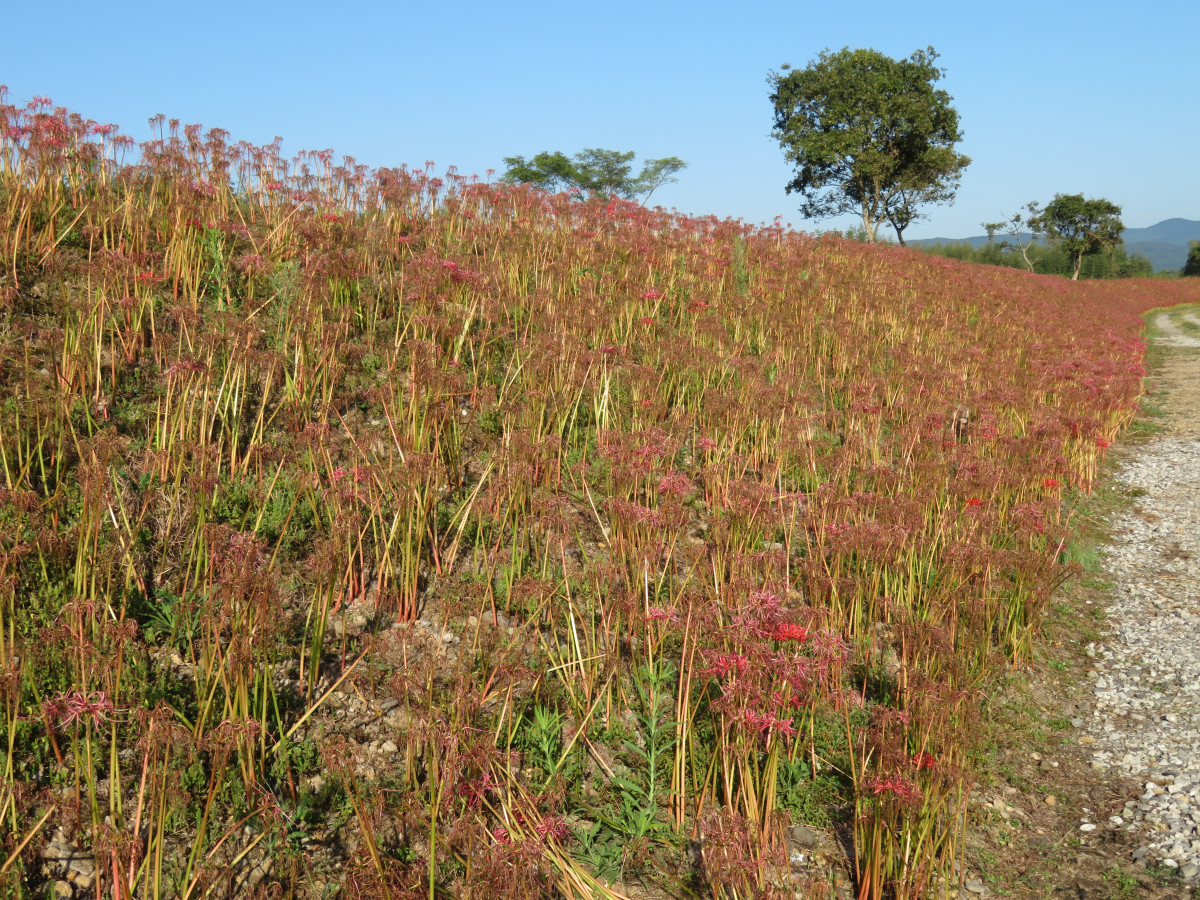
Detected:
[956,306,1200,900]
[1150,311,1200,425]
[1082,307,1200,884]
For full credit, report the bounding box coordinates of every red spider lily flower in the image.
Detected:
[641,290,663,300]
[1095,438,1110,448]
[740,708,798,738]
[657,470,692,498]
[458,771,498,810]
[491,827,511,846]
[867,775,923,804]
[46,689,115,729]
[771,622,810,643]
[1042,478,1060,488]
[164,358,207,377]
[910,751,938,770]
[704,652,749,678]
[966,498,983,508]
[322,214,340,222]
[235,253,269,275]
[639,316,656,325]
[645,606,679,623]
[535,816,569,842]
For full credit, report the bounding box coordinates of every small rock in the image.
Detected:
[963,878,987,894]
[1181,863,1198,878]
[789,824,819,848]
[381,740,398,754]
[67,858,94,878]
[1079,823,1097,832]
[53,882,72,899]
[1044,796,1056,807]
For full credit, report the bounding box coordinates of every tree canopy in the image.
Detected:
[1034,194,1125,281]
[1182,240,1200,277]
[768,46,970,245]
[500,149,686,204]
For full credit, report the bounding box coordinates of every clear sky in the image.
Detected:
[4,0,1196,240]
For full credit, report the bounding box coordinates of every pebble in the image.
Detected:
[1084,380,1200,881]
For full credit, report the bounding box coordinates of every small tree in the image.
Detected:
[499,151,579,193]
[768,46,970,245]
[501,149,686,205]
[1033,194,1125,281]
[1182,240,1200,277]
[982,202,1043,272]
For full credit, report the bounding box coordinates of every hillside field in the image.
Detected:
[4,96,1200,899]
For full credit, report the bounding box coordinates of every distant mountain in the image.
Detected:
[914,218,1200,272]
[1124,219,1200,270]
[1128,218,1200,244]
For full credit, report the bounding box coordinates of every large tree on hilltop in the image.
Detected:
[768,46,970,246]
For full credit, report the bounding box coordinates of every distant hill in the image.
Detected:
[915,218,1200,272]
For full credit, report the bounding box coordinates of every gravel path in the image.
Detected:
[1086,309,1200,879]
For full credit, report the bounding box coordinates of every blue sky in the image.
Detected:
[4,0,1196,239]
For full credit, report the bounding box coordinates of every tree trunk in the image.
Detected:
[861,209,879,243]
[1019,243,1035,272]
[1071,254,1082,281]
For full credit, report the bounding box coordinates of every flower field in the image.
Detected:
[2,92,1199,898]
